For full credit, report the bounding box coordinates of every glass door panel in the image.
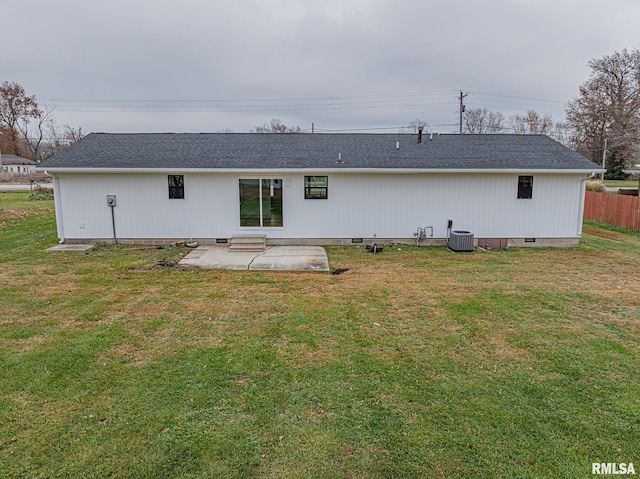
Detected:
[239,179,261,226]
[261,179,283,227]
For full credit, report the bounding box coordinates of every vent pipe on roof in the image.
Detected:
[396,141,400,150]
[417,126,423,144]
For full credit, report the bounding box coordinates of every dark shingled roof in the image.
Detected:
[38,132,600,171]
[1,154,37,165]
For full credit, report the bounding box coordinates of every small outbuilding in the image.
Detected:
[37,132,602,248]
[1,154,37,175]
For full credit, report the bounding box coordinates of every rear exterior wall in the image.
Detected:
[51,172,585,244]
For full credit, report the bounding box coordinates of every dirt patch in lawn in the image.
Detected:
[583,224,633,241]
[0,209,37,226]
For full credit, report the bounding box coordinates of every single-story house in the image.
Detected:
[622,168,640,193]
[1,154,37,175]
[37,132,602,248]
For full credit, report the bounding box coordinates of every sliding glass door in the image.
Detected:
[239,179,283,227]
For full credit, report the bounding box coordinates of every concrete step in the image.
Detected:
[228,245,266,252]
[230,236,266,245]
[229,234,266,253]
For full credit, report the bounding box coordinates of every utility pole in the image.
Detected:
[601,137,608,180]
[459,91,468,134]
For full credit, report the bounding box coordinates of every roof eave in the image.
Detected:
[37,167,605,175]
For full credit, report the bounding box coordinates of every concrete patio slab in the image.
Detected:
[250,246,329,271]
[178,246,257,270]
[178,245,330,271]
[46,244,95,251]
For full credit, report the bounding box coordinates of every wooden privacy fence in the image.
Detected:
[584,191,640,232]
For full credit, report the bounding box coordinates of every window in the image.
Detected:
[517,175,533,199]
[305,176,328,199]
[168,175,184,199]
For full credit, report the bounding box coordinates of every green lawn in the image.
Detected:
[604,179,638,188]
[1,191,639,478]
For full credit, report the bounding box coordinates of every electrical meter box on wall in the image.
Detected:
[106,195,117,207]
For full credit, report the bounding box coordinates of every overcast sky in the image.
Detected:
[3,0,639,134]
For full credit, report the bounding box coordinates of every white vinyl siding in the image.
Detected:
[52,172,585,241]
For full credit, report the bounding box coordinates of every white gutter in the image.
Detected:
[38,167,606,175]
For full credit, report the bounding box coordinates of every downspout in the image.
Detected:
[577,172,596,237]
[51,175,65,243]
[110,205,117,244]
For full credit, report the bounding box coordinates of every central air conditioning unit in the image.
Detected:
[448,230,474,252]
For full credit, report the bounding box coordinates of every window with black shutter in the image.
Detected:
[517,175,533,199]
[168,175,184,199]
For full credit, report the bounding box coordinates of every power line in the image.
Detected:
[41,90,460,104]
[472,91,567,104]
[311,126,404,132]
[311,123,458,133]
[35,88,578,133]
[465,91,568,114]
[40,90,460,113]
[38,89,574,129]
[467,99,566,112]
[48,100,457,114]
[42,90,569,109]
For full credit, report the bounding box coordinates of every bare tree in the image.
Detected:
[549,120,572,146]
[463,108,504,134]
[509,110,554,134]
[63,124,84,144]
[252,118,301,133]
[43,117,85,157]
[399,119,429,134]
[566,48,640,166]
[19,104,55,161]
